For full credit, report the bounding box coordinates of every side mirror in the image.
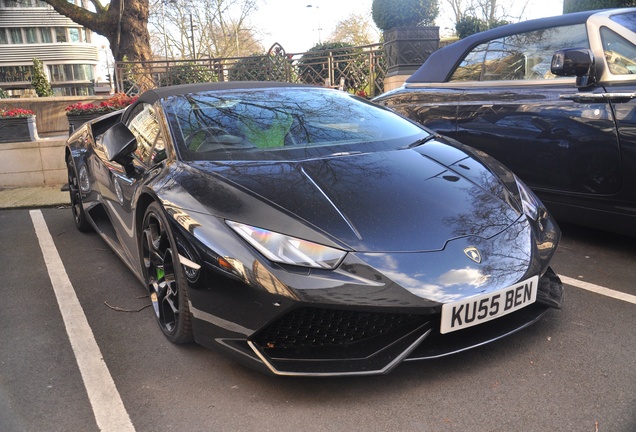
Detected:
[551,48,596,88]
[103,122,137,165]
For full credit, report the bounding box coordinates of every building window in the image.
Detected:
[5,0,19,7]
[49,63,95,82]
[10,28,23,44]
[0,29,7,45]
[69,27,80,42]
[0,66,34,83]
[55,27,67,43]
[49,64,65,81]
[39,27,52,43]
[25,28,37,43]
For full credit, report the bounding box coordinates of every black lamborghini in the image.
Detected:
[65,82,563,376]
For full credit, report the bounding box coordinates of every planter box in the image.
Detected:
[0,116,39,143]
[67,113,104,134]
[383,26,440,77]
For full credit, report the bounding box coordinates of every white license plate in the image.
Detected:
[440,275,539,334]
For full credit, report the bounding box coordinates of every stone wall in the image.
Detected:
[0,138,66,187]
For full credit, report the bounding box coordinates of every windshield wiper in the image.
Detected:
[402,134,438,149]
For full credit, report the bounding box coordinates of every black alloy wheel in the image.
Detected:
[141,202,193,344]
[66,156,92,232]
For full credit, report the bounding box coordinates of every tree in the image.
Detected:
[40,0,152,63]
[372,0,439,31]
[327,12,380,46]
[445,0,525,37]
[148,0,262,60]
[563,0,636,12]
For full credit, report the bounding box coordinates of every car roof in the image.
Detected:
[137,81,317,104]
[407,9,604,83]
[122,81,318,123]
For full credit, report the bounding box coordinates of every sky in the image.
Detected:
[252,0,566,53]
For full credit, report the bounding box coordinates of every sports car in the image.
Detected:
[65,82,563,376]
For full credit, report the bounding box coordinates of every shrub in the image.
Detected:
[372,0,439,31]
[228,53,290,82]
[455,16,488,39]
[159,62,217,86]
[297,42,358,86]
[31,58,53,97]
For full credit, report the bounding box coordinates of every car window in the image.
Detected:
[126,103,167,166]
[163,88,427,162]
[449,24,589,82]
[610,11,636,33]
[601,27,636,75]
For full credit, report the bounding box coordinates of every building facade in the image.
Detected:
[0,0,98,96]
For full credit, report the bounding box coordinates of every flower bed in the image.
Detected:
[0,108,38,143]
[66,93,138,133]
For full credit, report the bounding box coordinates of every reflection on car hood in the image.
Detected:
[185,144,521,253]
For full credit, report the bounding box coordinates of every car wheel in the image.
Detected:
[141,202,193,344]
[66,156,92,232]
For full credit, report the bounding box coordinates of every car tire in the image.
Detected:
[66,156,92,232]
[141,202,194,344]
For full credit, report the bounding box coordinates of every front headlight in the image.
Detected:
[226,221,346,269]
[515,175,541,221]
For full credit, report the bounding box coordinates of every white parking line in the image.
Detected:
[559,274,636,305]
[30,210,135,432]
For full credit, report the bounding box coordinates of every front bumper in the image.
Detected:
[190,267,562,376]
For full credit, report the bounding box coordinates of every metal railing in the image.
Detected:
[115,43,386,97]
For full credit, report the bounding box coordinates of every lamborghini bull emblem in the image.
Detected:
[464,246,482,264]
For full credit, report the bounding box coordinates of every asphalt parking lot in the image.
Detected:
[1,205,634,432]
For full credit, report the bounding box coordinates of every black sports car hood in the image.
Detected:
[182,143,522,253]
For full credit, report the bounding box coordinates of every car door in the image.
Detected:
[94,102,168,269]
[448,22,623,197]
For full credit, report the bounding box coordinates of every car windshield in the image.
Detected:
[162,87,428,161]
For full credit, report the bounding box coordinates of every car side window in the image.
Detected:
[126,103,166,166]
[601,27,636,75]
[449,24,589,82]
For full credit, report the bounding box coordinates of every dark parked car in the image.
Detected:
[66,82,562,376]
[375,8,636,236]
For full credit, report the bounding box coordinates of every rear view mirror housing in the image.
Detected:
[551,48,597,88]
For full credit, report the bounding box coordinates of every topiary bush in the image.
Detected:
[31,58,53,97]
[372,0,439,31]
